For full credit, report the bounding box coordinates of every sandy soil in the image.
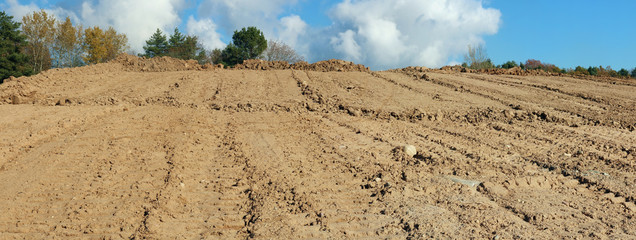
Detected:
[0,57,634,239]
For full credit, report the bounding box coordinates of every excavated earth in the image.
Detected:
[0,55,634,239]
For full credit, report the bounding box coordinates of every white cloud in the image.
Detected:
[278,15,307,48]
[326,0,501,69]
[79,0,186,52]
[197,0,309,58]
[330,30,361,61]
[198,0,298,35]
[2,0,78,23]
[3,0,501,69]
[186,16,226,50]
[2,0,39,20]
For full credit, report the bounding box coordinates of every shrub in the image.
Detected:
[463,44,492,69]
[574,66,589,75]
[523,59,560,73]
[587,66,599,76]
[501,60,518,69]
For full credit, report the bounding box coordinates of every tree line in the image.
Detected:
[0,10,129,82]
[141,26,304,67]
[5,10,631,83]
[463,44,636,78]
[1,10,304,83]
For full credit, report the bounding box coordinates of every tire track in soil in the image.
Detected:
[425,72,635,130]
[231,112,410,239]
[130,111,255,239]
[312,85,635,238]
[462,73,636,129]
[0,106,120,172]
[292,74,548,238]
[376,71,635,199]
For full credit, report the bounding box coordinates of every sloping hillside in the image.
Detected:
[0,56,634,239]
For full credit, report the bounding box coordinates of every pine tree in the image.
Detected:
[232,27,267,60]
[142,28,168,58]
[220,26,267,66]
[0,11,32,83]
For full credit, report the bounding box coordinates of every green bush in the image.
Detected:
[501,61,518,69]
[574,66,588,75]
[587,66,599,76]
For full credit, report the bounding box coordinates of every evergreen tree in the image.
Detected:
[587,66,599,76]
[182,35,204,61]
[220,43,243,66]
[168,28,185,49]
[220,26,267,66]
[142,28,168,58]
[166,28,185,58]
[0,11,32,83]
[232,27,267,60]
[631,68,636,78]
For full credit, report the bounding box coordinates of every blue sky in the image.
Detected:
[2,0,635,70]
[484,0,636,70]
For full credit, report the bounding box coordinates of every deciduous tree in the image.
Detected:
[83,26,128,64]
[463,44,492,69]
[21,10,55,73]
[53,17,84,68]
[259,39,304,63]
[209,48,222,64]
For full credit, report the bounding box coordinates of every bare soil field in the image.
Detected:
[0,56,634,239]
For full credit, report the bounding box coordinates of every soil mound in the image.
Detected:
[112,54,217,72]
[0,61,634,239]
[235,59,370,72]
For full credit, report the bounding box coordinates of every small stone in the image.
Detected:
[375,178,382,182]
[448,176,482,188]
[403,145,417,157]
